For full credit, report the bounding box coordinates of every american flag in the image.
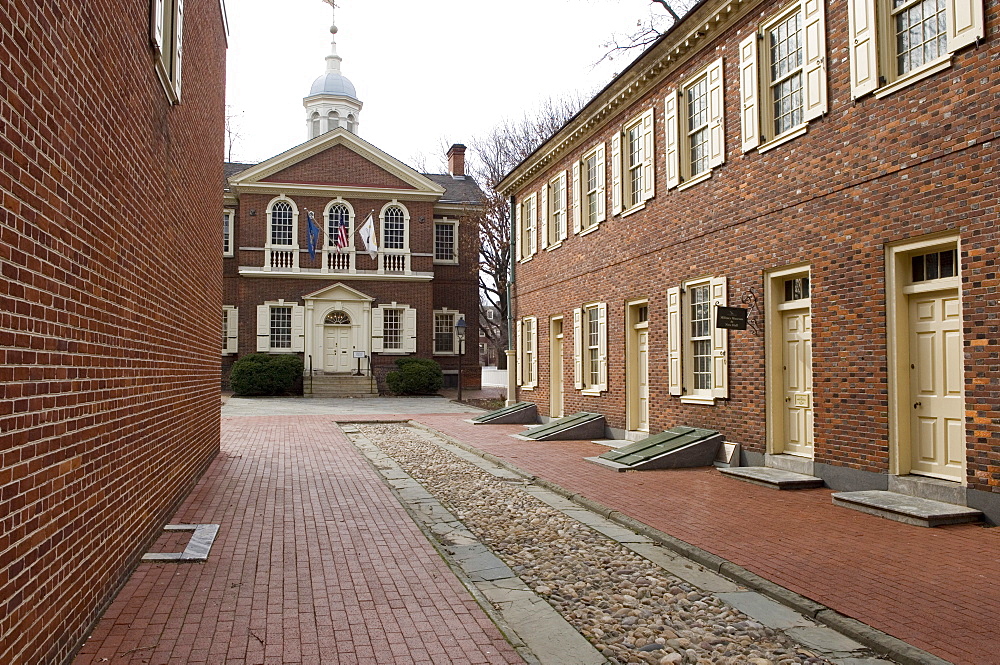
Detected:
[335,216,349,252]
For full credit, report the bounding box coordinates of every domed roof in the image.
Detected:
[308,71,357,99]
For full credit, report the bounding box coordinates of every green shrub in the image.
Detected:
[229,353,304,396]
[385,357,443,395]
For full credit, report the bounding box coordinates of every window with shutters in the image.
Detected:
[256,301,305,353]
[543,171,567,249]
[740,0,827,153]
[372,303,416,354]
[223,209,234,257]
[847,0,984,99]
[434,219,458,264]
[270,307,293,349]
[665,60,725,191]
[666,278,729,403]
[149,0,185,103]
[611,110,654,217]
[433,309,465,355]
[518,193,537,261]
[574,143,606,234]
[573,303,608,394]
[222,306,238,355]
[518,317,538,389]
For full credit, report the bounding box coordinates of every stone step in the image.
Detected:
[831,490,983,528]
[305,375,377,397]
[718,467,825,490]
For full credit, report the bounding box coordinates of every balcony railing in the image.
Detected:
[251,247,416,276]
[379,251,410,274]
[265,247,299,271]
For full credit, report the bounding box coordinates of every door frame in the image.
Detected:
[886,232,966,483]
[549,316,564,418]
[303,283,373,375]
[764,264,811,456]
[625,299,649,433]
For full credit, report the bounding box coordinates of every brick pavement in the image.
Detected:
[416,415,1000,665]
[73,416,524,665]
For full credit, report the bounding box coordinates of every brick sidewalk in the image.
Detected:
[416,415,1000,665]
[74,416,523,665]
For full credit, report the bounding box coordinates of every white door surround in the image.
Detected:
[303,283,373,375]
[626,300,650,433]
[550,317,564,418]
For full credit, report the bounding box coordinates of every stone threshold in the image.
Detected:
[831,490,983,528]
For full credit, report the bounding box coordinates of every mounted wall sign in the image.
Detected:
[716,306,749,330]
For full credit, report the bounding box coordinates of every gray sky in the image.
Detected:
[224,0,665,169]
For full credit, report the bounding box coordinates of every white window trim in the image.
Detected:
[542,171,568,250]
[433,309,465,355]
[517,316,538,390]
[667,277,729,404]
[847,0,984,99]
[223,209,235,257]
[379,201,411,252]
[573,303,608,395]
[372,302,416,355]
[322,198,356,250]
[666,59,725,191]
[611,109,655,217]
[518,193,538,263]
[223,305,238,356]
[573,142,606,235]
[150,0,185,104]
[433,218,460,264]
[266,196,299,249]
[256,300,304,353]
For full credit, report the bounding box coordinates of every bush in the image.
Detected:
[229,353,304,396]
[385,357,443,395]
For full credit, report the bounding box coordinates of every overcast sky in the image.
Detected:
[224,0,666,169]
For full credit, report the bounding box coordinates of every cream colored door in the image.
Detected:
[908,290,964,480]
[550,320,564,418]
[324,327,353,373]
[637,329,649,431]
[781,308,813,457]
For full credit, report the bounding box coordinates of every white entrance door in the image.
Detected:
[636,329,650,431]
[324,326,354,373]
[781,308,813,457]
[908,290,964,480]
[550,319,564,418]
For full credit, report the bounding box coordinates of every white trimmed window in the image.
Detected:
[381,204,408,251]
[666,277,729,403]
[222,306,238,355]
[611,109,654,216]
[372,303,416,354]
[542,171,568,249]
[150,0,185,103]
[223,209,234,256]
[665,59,725,190]
[433,309,465,355]
[573,303,607,394]
[518,193,537,261]
[256,301,304,353]
[573,143,606,234]
[741,0,827,152]
[434,219,458,264]
[517,316,538,389]
[848,0,984,98]
[267,198,296,247]
[324,200,355,250]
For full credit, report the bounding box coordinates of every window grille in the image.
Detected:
[383,308,402,349]
[270,306,292,349]
[270,202,293,246]
[383,206,405,250]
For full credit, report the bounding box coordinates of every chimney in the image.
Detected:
[447,144,466,178]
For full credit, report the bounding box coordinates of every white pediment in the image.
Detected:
[303,282,374,302]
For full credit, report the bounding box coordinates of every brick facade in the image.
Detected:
[501,0,998,519]
[0,1,227,663]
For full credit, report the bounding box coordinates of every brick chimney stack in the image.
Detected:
[447,144,466,178]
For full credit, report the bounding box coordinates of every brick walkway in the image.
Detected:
[74,416,524,665]
[415,415,1000,665]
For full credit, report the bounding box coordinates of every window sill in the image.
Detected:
[520,385,536,391]
[873,56,952,100]
[518,256,534,265]
[545,241,563,252]
[619,203,647,219]
[433,259,459,265]
[379,351,409,355]
[578,224,601,237]
[757,124,809,154]
[223,252,235,258]
[581,388,604,397]
[680,395,716,405]
[677,170,712,192]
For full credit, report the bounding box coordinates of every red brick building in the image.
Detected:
[0,1,227,663]
[222,13,481,394]
[499,0,998,521]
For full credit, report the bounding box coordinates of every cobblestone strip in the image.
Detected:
[351,423,893,665]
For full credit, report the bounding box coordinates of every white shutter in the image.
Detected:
[539,185,549,250]
[740,34,760,153]
[848,0,879,98]
[802,0,828,121]
[597,303,608,391]
[371,307,384,353]
[710,277,729,399]
[529,194,537,256]
[664,91,680,189]
[403,307,417,353]
[256,305,270,352]
[150,0,165,52]
[667,288,682,396]
[529,318,538,388]
[707,59,726,168]
[595,144,606,223]
[291,304,305,352]
[558,172,568,241]
[610,132,622,215]
[640,108,655,201]
[947,0,984,52]
[225,307,239,354]
[173,0,184,100]
[516,319,524,386]
[572,161,582,234]
[573,308,583,389]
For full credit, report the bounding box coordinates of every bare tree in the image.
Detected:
[598,0,697,65]
[225,106,244,163]
[468,95,586,369]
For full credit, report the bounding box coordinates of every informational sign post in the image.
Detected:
[716,306,749,330]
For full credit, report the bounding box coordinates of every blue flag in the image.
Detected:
[306,211,320,260]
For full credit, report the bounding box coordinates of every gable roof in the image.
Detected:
[423,174,484,205]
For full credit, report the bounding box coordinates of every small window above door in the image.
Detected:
[784,276,810,302]
[324,310,351,325]
[911,249,958,283]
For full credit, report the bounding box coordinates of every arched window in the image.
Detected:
[327,111,340,132]
[326,203,351,249]
[324,310,351,325]
[269,201,294,246]
[382,205,405,250]
[311,112,320,138]
[346,114,356,132]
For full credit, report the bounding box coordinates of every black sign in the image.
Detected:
[716,306,748,330]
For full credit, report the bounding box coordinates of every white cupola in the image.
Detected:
[304,2,362,139]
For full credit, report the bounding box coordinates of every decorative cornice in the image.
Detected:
[232,183,443,201]
[238,267,435,282]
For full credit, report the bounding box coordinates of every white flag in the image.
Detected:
[358,212,378,259]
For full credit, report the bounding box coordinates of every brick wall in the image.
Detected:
[0,1,227,663]
[510,0,998,493]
